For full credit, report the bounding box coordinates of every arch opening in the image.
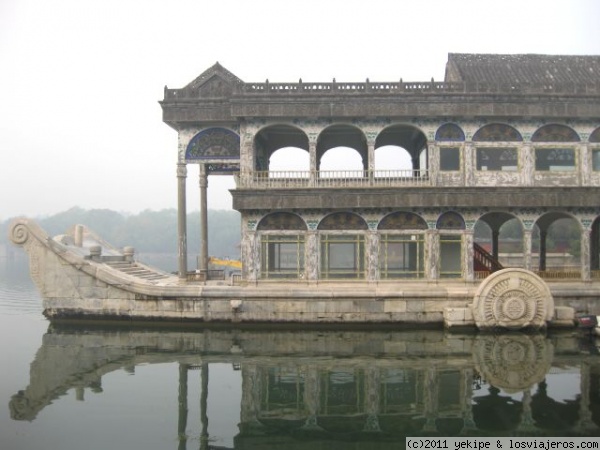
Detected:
[533,214,581,273]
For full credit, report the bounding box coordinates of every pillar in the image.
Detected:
[367,142,375,182]
[523,228,533,271]
[177,163,188,280]
[492,230,500,261]
[426,230,439,280]
[592,221,600,272]
[521,144,534,186]
[367,230,379,282]
[539,230,547,271]
[306,230,319,282]
[463,230,474,281]
[199,164,209,275]
[581,228,591,281]
[464,143,475,187]
[309,142,317,186]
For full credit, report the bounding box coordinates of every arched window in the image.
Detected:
[532,125,580,172]
[436,123,465,142]
[436,124,463,171]
[186,128,240,162]
[473,124,522,142]
[531,124,580,142]
[258,212,306,279]
[378,212,427,279]
[472,124,521,172]
[437,212,465,279]
[318,212,367,279]
[317,125,367,175]
[254,125,309,172]
[376,125,429,174]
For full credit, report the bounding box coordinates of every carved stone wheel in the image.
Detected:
[472,268,554,330]
[473,333,553,393]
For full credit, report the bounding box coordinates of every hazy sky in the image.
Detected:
[1,0,600,220]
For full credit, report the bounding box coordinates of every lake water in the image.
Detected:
[2,252,600,449]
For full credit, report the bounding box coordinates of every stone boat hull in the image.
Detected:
[8,218,591,329]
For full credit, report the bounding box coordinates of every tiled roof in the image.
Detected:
[445,53,600,84]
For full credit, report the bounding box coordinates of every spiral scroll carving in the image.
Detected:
[472,268,553,330]
[9,221,30,245]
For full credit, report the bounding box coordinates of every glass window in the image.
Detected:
[261,235,305,279]
[535,148,575,171]
[440,234,462,279]
[320,234,365,279]
[592,149,600,171]
[379,234,425,279]
[476,148,518,171]
[440,147,460,171]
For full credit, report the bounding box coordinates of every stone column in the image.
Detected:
[367,142,375,183]
[309,142,317,186]
[367,230,379,282]
[580,143,590,186]
[428,143,438,186]
[463,230,474,281]
[492,230,500,261]
[306,230,319,283]
[177,163,188,280]
[521,144,534,186]
[464,143,474,187]
[199,164,209,275]
[523,228,533,271]
[581,227,591,281]
[539,230,547,271]
[243,231,258,283]
[426,230,439,280]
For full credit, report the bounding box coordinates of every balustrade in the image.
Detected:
[163,81,600,100]
[237,169,429,188]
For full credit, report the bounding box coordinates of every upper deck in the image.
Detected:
[160,54,600,206]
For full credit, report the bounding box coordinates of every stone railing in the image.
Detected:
[237,169,430,189]
[535,269,582,280]
[163,81,600,100]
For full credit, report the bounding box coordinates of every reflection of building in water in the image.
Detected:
[9,327,600,447]
[240,363,473,438]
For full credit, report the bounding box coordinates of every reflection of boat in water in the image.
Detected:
[10,325,600,444]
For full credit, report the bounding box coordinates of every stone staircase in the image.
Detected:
[105,261,171,281]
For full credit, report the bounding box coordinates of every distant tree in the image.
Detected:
[1,207,241,259]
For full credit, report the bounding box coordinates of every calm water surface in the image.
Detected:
[2,252,600,450]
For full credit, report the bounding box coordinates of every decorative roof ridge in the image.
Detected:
[184,62,244,90]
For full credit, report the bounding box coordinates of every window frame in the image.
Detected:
[379,232,426,279]
[319,233,366,280]
[260,233,305,279]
